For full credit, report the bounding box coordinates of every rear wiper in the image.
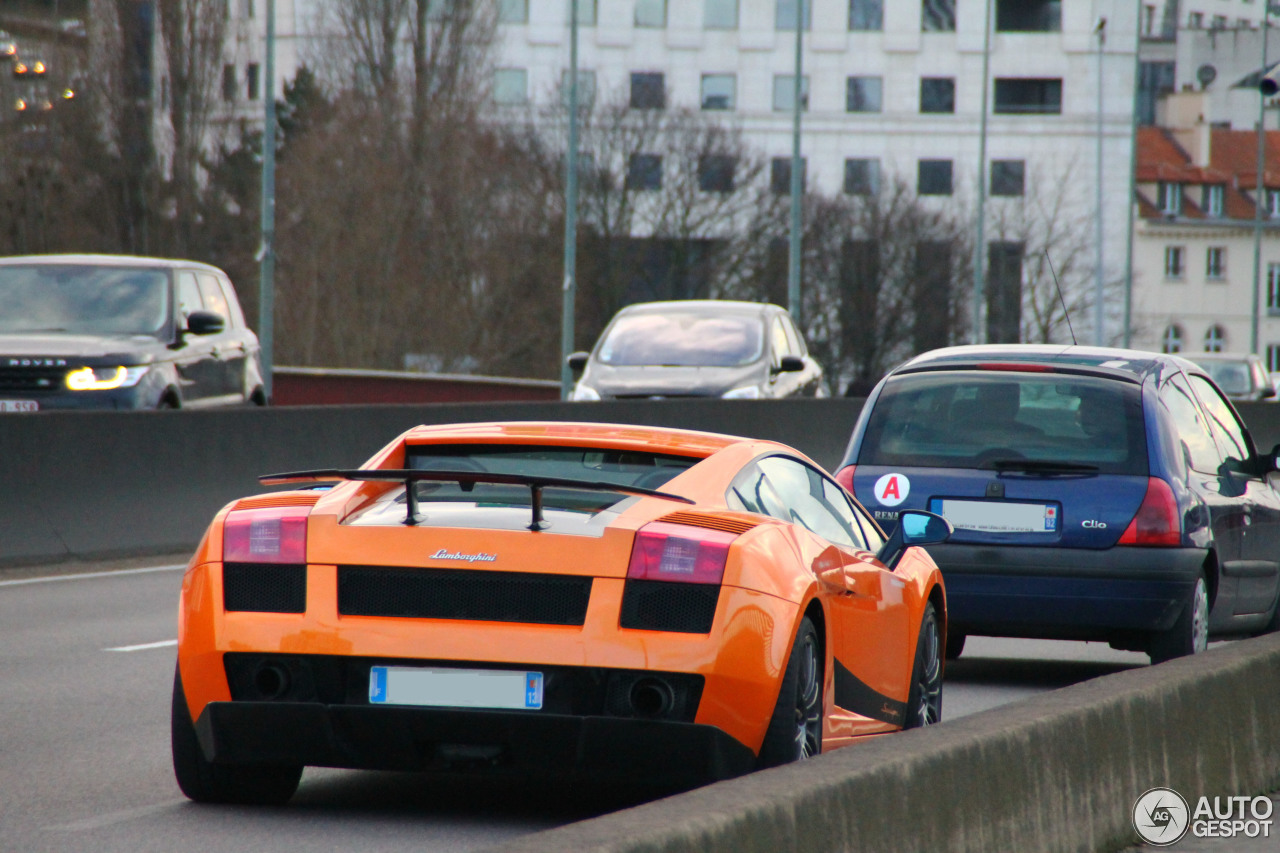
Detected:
[260,468,694,529]
[987,459,1100,474]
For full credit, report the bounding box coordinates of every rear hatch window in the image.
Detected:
[858,371,1148,475]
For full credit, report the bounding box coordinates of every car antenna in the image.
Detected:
[1044,251,1078,346]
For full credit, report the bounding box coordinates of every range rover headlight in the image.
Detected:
[66,366,149,391]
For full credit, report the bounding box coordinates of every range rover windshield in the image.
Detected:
[0,265,171,337]
[859,371,1148,475]
[597,312,764,367]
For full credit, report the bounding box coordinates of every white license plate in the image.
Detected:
[368,666,543,710]
[931,499,1059,534]
[0,400,38,413]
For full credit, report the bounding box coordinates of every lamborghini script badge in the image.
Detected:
[430,549,497,563]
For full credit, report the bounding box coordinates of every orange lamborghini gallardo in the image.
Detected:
[172,422,950,804]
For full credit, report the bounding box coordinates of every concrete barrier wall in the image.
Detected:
[478,633,1280,853]
[5,398,1280,567]
[0,399,863,567]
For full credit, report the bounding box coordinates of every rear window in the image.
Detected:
[858,371,1148,475]
[404,444,698,513]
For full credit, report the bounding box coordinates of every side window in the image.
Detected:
[177,272,203,321]
[780,314,807,356]
[756,457,860,548]
[726,460,790,520]
[197,273,230,321]
[216,277,246,328]
[769,318,791,367]
[1189,374,1251,470]
[1161,374,1224,473]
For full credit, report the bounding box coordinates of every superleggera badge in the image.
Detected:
[430,548,497,563]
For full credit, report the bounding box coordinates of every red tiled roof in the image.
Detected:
[1136,126,1280,221]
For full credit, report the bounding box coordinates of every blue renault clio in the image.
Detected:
[836,345,1280,663]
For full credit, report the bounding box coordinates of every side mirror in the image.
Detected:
[1269,444,1280,473]
[877,510,952,570]
[185,310,225,336]
[567,351,590,372]
[1263,385,1277,400]
[774,355,805,374]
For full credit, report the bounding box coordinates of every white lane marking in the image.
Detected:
[47,802,177,832]
[0,563,185,588]
[104,639,178,652]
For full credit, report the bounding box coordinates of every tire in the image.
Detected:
[171,664,302,805]
[944,631,966,660]
[905,603,943,728]
[756,616,822,769]
[1148,572,1210,664]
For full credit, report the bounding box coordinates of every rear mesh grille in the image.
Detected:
[620,580,720,633]
[224,563,307,613]
[338,566,593,626]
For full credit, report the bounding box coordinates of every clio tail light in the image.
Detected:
[1117,478,1181,547]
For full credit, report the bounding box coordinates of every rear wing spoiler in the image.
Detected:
[260,468,694,530]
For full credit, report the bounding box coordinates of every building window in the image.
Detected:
[222,64,236,102]
[630,72,666,109]
[996,0,1061,32]
[699,155,736,193]
[1162,324,1184,353]
[239,0,254,18]
[1210,15,1227,30]
[776,0,812,30]
[1268,345,1280,373]
[1203,184,1224,217]
[705,0,738,28]
[1204,324,1226,352]
[1206,247,1226,279]
[991,160,1025,196]
[567,0,598,26]
[1158,182,1183,215]
[627,154,663,191]
[1142,4,1156,36]
[844,158,880,195]
[493,68,528,105]
[846,76,882,112]
[246,63,259,100]
[560,70,596,107]
[993,78,1063,114]
[774,75,810,111]
[498,0,528,23]
[701,74,735,110]
[849,0,883,31]
[918,159,953,195]
[1267,263,1280,313]
[1268,189,1280,217]
[771,157,807,195]
[1164,246,1185,279]
[922,0,956,32]
[1188,12,1203,28]
[636,0,666,27]
[920,77,955,113]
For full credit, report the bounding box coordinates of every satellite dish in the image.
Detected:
[1197,64,1217,87]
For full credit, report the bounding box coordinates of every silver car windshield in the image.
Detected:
[0,265,171,337]
[597,312,764,367]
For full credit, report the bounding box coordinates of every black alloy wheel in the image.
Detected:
[905,603,943,728]
[171,664,302,805]
[756,616,822,768]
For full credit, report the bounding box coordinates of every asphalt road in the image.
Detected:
[0,560,1225,853]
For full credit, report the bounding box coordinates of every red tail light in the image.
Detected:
[835,465,856,496]
[1117,478,1181,546]
[627,521,736,585]
[223,506,309,563]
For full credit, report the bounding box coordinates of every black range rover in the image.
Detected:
[0,254,264,411]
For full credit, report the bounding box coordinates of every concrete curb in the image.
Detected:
[478,634,1280,853]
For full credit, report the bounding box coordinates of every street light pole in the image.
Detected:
[972,0,992,345]
[1094,17,1106,346]
[559,0,581,400]
[787,0,804,320]
[258,0,277,402]
[1253,9,1272,358]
